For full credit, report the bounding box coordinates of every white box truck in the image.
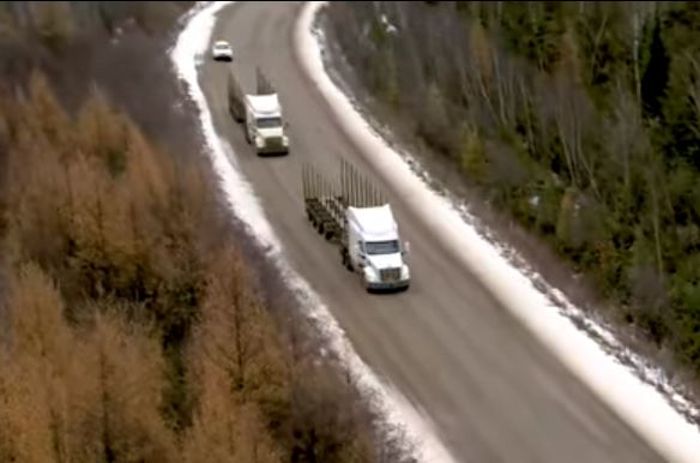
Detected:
[302,159,411,292]
[227,66,289,155]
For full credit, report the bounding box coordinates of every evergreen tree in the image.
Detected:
[641,17,669,121]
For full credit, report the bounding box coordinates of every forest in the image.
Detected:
[325,1,700,380]
[0,2,413,462]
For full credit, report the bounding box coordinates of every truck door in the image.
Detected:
[355,241,367,269]
[245,109,254,144]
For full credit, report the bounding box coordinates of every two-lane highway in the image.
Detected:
[198,2,663,461]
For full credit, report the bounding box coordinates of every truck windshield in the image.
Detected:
[365,240,400,255]
[256,117,282,129]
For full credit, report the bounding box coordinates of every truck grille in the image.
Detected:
[265,136,283,147]
[380,268,401,282]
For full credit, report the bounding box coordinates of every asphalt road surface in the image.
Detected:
[198,2,664,461]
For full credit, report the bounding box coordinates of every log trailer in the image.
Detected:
[302,159,411,292]
[227,66,289,155]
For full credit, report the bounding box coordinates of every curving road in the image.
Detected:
[199,2,663,462]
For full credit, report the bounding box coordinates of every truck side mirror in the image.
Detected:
[403,241,410,255]
[355,245,366,264]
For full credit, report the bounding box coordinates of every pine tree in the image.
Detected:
[641,17,669,121]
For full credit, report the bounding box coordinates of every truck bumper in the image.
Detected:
[366,279,410,293]
[256,145,289,156]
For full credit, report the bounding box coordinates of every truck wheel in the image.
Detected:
[341,249,353,272]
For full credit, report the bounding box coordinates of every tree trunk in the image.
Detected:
[493,52,507,126]
[99,347,115,463]
[649,175,664,276]
[233,287,245,391]
[518,75,536,152]
[555,101,579,187]
[633,10,642,108]
[589,13,609,84]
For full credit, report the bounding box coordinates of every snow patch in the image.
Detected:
[380,14,398,35]
[169,2,457,463]
[299,2,700,463]
[315,5,700,430]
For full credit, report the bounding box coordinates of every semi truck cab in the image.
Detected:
[244,94,289,155]
[345,205,410,291]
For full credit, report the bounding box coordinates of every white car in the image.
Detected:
[211,40,233,61]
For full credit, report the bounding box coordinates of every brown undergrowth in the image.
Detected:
[0,59,410,463]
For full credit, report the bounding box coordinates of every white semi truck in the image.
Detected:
[228,66,289,155]
[302,159,411,292]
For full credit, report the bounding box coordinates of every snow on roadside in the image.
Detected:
[169,2,457,463]
[298,2,700,462]
[314,2,700,431]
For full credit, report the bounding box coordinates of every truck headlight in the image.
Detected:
[401,264,410,280]
[255,135,264,147]
[282,135,289,146]
[363,267,379,282]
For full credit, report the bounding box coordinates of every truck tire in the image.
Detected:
[341,248,353,272]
